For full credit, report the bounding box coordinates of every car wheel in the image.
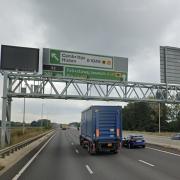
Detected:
[142,145,146,148]
[113,149,118,154]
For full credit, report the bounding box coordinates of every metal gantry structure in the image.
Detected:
[1,73,180,147]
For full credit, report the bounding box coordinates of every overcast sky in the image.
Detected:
[1,0,180,124]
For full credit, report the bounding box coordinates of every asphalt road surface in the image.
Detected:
[1,129,180,180]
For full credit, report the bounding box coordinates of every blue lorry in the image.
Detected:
[79,106,122,154]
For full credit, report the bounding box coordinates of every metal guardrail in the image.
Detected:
[0,130,54,158]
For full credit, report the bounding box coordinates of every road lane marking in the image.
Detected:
[85,165,93,175]
[71,142,74,145]
[12,133,56,180]
[138,160,155,167]
[147,147,180,157]
[75,149,79,154]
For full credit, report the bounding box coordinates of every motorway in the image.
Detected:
[1,129,180,180]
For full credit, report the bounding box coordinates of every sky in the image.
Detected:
[1,0,180,124]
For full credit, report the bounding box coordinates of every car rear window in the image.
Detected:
[132,136,144,140]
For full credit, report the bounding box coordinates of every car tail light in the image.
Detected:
[116,128,120,137]
[96,129,100,137]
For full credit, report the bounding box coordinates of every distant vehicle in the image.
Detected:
[171,133,180,140]
[123,135,146,149]
[61,124,69,130]
[79,106,122,154]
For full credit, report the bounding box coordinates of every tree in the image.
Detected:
[123,102,169,132]
[168,104,180,132]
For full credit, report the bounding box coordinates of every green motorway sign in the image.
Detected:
[43,48,128,81]
[43,66,127,81]
[43,70,63,78]
[64,66,127,81]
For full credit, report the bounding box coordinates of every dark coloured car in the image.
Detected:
[171,133,180,140]
[123,135,146,149]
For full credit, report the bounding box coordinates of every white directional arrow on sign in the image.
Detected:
[51,53,59,62]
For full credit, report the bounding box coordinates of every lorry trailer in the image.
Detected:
[80,106,122,154]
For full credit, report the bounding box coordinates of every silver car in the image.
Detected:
[171,133,180,140]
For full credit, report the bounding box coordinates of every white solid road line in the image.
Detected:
[138,160,155,167]
[75,149,79,154]
[147,147,180,157]
[85,165,93,175]
[12,134,56,180]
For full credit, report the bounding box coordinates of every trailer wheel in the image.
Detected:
[80,138,84,146]
[82,142,86,148]
[79,136,82,146]
[87,142,92,153]
[87,142,90,153]
[88,142,95,155]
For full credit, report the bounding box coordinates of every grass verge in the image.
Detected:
[10,127,51,146]
[0,164,5,171]
[123,130,176,137]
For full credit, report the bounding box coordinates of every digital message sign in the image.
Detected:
[0,45,39,72]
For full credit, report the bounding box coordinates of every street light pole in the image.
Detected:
[41,103,44,128]
[159,103,161,134]
[23,98,26,134]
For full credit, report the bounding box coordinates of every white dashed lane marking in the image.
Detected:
[147,147,180,157]
[138,160,155,167]
[85,165,93,175]
[75,149,79,154]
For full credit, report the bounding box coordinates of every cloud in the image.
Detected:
[0,1,48,47]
